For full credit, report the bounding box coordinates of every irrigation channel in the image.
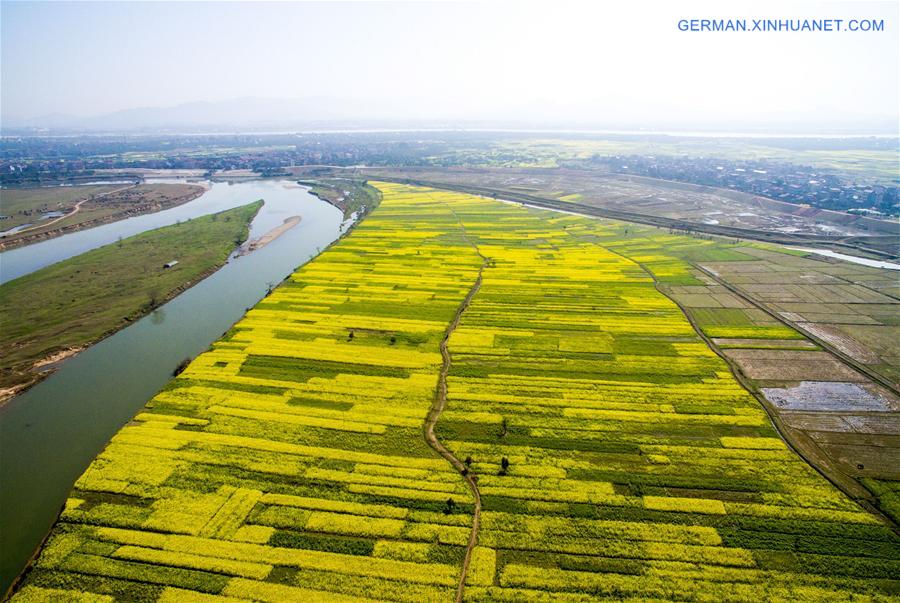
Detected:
[0,179,351,593]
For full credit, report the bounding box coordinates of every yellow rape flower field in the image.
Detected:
[12,183,899,602]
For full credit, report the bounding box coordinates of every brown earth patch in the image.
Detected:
[799,323,881,364]
[725,350,865,381]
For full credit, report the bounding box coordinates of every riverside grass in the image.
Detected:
[12,183,898,602]
[0,200,263,396]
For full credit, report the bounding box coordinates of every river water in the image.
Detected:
[0,180,349,592]
[1,179,329,283]
[788,247,900,271]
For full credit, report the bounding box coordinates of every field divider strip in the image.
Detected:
[422,196,487,603]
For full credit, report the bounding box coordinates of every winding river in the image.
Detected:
[0,179,331,284]
[0,179,349,593]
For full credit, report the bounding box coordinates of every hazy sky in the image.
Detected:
[2,0,898,131]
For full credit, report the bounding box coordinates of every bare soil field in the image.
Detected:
[0,183,205,249]
[356,166,899,255]
[799,324,883,364]
[761,381,898,411]
[700,252,899,387]
[809,433,900,479]
[725,349,866,381]
[712,337,818,349]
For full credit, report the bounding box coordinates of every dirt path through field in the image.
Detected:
[13,184,137,236]
[624,253,898,531]
[695,264,900,397]
[423,198,487,603]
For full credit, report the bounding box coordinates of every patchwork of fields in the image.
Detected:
[13,183,899,602]
[599,231,900,521]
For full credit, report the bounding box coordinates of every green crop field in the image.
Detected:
[0,201,262,397]
[10,183,898,602]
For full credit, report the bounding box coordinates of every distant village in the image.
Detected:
[0,133,449,185]
[590,155,899,217]
[2,133,897,218]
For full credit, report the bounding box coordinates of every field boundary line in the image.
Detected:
[621,251,899,533]
[365,175,899,261]
[422,193,487,603]
[694,265,900,397]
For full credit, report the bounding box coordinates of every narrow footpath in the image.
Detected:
[422,199,488,603]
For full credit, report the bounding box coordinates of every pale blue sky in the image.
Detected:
[2,1,897,131]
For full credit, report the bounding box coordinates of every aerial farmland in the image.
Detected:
[10,183,898,602]
[2,2,898,601]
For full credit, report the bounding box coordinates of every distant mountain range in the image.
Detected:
[4,97,407,133]
[4,97,897,136]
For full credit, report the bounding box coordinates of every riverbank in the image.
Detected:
[296,176,381,218]
[0,200,263,403]
[0,183,207,251]
[0,182,348,596]
[237,215,301,255]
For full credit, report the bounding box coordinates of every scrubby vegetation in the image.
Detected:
[298,177,381,219]
[0,201,262,398]
[11,183,898,601]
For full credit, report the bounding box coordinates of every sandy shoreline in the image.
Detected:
[238,215,302,255]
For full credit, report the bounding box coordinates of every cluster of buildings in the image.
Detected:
[0,133,449,185]
[590,155,899,217]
